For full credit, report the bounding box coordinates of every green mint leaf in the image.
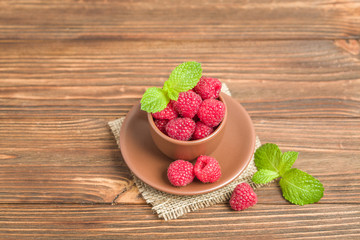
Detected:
[163,81,179,101]
[140,87,169,113]
[254,143,282,173]
[164,61,202,95]
[279,151,299,176]
[252,169,280,184]
[279,168,324,205]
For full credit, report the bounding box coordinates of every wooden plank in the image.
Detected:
[0,118,358,204]
[0,0,359,40]
[0,204,359,239]
[255,119,360,153]
[1,40,359,85]
[0,40,359,119]
[0,148,143,204]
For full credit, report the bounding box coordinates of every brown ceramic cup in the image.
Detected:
[147,93,228,161]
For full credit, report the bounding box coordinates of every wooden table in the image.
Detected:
[1,1,359,239]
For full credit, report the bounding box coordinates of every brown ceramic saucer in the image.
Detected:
[119,94,255,195]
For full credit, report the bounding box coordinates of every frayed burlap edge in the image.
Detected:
[108,83,265,220]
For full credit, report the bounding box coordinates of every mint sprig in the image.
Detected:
[252,143,324,205]
[140,61,202,113]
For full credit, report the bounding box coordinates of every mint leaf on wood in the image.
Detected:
[279,168,324,205]
[140,87,169,113]
[279,151,298,176]
[253,143,324,205]
[164,61,202,98]
[252,169,280,184]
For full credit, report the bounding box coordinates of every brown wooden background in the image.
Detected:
[0,0,359,239]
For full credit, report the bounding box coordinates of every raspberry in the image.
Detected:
[152,101,178,120]
[229,183,258,211]
[197,99,225,127]
[166,117,196,141]
[173,90,202,119]
[194,76,222,100]
[194,155,221,183]
[167,160,195,187]
[154,119,168,134]
[192,121,214,140]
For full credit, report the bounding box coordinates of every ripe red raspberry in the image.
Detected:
[194,155,221,183]
[192,121,214,140]
[173,90,202,119]
[152,101,178,120]
[154,119,168,134]
[166,117,196,141]
[193,76,222,100]
[167,160,195,187]
[197,99,225,127]
[229,183,258,211]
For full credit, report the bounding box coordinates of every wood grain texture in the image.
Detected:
[1,0,359,238]
[0,0,360,40]
[1,40,359,119]
[0,204,359,239]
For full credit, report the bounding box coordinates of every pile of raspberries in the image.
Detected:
[152,76,225,141]
[167,156,257,211]
[167,156,222,187]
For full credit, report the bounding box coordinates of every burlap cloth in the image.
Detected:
[108,84,263,220]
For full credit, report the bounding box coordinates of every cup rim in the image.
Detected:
[147,93,228,146]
